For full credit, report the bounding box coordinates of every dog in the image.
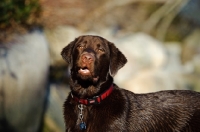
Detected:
[61,35,200,132]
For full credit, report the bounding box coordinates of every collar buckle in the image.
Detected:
[87,96,101,105]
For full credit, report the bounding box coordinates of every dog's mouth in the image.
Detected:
[78,67,91,76]
[78,67,99,83]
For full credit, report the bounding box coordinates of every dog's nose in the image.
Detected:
[81,53,94,63]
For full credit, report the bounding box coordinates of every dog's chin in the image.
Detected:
[78,69,99,83]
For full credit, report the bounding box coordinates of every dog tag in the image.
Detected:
[80,122,86,130]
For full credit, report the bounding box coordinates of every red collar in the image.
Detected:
[71,84,114,105]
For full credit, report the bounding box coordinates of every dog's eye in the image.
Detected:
[98,48,105,53]
[78,45,84,49]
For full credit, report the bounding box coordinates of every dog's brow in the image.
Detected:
[92,37,98,43]
[83,41,87,44]
[94,37,104,44]
[76,36,85,44]
[98,37,104,42]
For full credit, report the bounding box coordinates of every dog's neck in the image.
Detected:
[71,84,113,105]
[69,74,113,99]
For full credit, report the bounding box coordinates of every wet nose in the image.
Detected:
[81,53,94,63]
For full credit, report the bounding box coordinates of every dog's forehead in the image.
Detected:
[76,36,108,47]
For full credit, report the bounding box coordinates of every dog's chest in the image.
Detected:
[64,101,126,132]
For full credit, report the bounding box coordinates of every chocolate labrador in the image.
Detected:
[61,35,200,132]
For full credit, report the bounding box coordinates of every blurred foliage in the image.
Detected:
[0,0,41,27]
[0,0,42,43]
[166,17,195,42]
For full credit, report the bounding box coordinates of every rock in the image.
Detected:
[113,33,167,89]
[164,42,183,72]
[43,84,70,132]
[0,30,50,131]
[112,33,186,93]
[45,26,81,66]
[124,69,185,93]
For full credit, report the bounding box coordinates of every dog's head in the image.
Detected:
[61,35,127,96]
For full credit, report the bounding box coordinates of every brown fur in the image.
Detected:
[61,35,200,132]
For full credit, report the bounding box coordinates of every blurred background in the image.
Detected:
[0,0,200,131]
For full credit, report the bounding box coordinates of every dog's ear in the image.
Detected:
[61,38,77,64]
[108,42,127,76]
